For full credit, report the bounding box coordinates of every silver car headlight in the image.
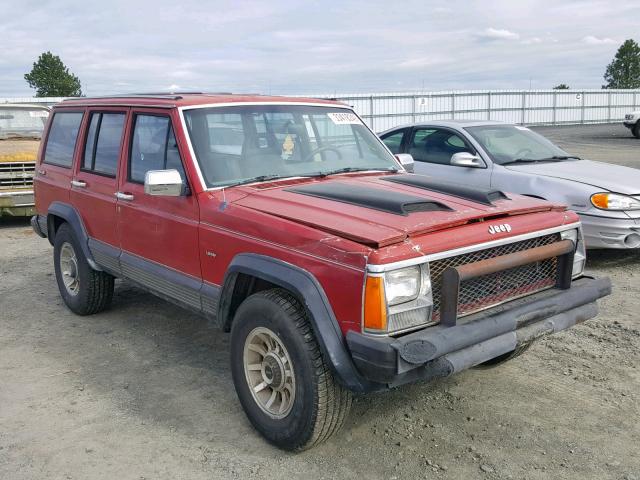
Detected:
[561,228,586,277]
[591,192,640,211]
[363,264,433,335]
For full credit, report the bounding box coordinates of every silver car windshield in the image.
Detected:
[182,105,399,188]
[465,125,574,165]
[0,107,49,140]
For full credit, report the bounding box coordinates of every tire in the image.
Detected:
[230,288,352,451]
[474,342,532,370]
[633,122,640,139]
[53,223,114,315]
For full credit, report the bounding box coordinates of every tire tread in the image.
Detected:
[255,288,352,451]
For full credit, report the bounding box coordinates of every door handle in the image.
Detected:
[71,179,87,188]
[115,191,135,201]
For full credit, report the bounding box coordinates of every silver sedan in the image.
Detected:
[379,121,640,249]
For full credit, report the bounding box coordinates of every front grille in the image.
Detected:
[431,233,561,320]
[0,162,35,189]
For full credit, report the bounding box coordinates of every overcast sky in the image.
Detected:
[1,0,638,97]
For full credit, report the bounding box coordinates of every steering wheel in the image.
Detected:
[514,148,533,159]
[300,145,343,163]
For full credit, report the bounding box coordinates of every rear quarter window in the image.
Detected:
[43,112,83,168]
[82,112,126,177]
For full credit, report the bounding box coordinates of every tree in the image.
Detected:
[24,51,82,97]
[603,39,640,89]
[553,84,570,89]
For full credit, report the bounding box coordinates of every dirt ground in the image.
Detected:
[1,124,639,480]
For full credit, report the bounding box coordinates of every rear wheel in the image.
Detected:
[53,223,114,315]
[230,288,352,451]
[633,122,640,139]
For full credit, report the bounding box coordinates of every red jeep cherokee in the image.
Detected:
[32,93,611,450]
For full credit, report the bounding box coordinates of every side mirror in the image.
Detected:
[395,153,414,173]
[144,169,184,196]
[450,152,483,168]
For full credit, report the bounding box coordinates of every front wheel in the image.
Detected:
[230,289,352,451]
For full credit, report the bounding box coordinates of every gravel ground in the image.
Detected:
[1,124,639,480]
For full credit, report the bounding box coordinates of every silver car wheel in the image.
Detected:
[243,327,296,419]
[59,242,80,296]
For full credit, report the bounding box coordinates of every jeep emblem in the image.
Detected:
[488,223,511,235]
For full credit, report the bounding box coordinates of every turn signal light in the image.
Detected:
[590,193,609,209]
[363,276,387,332]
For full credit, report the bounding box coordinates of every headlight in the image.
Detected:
[384,266,421,305]
[591,192,640,211]
[561,228,586,277]
[363,264,433,335]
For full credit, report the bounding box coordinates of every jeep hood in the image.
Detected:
[233,174,559,248]
[505,159,640,195]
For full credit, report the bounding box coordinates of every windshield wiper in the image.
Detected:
[538,155,581,161]
[220,172,327,188]
[310,166,399,177]
[221,174,289,188]
[219,167,399,188]
[502,155,579,165]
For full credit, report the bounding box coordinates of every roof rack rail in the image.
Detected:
[61,92,244,102]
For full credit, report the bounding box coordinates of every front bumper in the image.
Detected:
[580,213,640,249]
[346,276,611,388]
[0,190,35,217]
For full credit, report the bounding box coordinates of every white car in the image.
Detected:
[623,111,640,138]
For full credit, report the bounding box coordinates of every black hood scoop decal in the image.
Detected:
[285,182,453,216]
[382,175,510,206]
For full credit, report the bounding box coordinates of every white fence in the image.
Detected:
[315,89,640,132]
[4,89,639,131]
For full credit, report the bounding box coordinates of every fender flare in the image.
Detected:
[47,202,101,271]
[218,253,377,393]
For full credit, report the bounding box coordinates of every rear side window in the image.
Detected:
[129,115,185,183]
[82,112,126,177]
[43,112,83,167]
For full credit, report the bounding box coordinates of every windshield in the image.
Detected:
[183,105,399,188]
[465,125,572,165]
[0,107,49,140]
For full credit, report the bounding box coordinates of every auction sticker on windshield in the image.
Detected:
[327,112,361,125]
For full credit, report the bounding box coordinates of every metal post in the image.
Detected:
[521,91,526,124]
[607,91,612,123]
[552,90,557,125]
[369,95,374,131]
[580,92,585,124]
[487,92,491,120]
[411,94,416,123]
[451,93,455,120]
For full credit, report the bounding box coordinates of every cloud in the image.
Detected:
[522,37,543,45]
[478,28,520,41]
[1,0,638,96]
[582,35,616,45]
